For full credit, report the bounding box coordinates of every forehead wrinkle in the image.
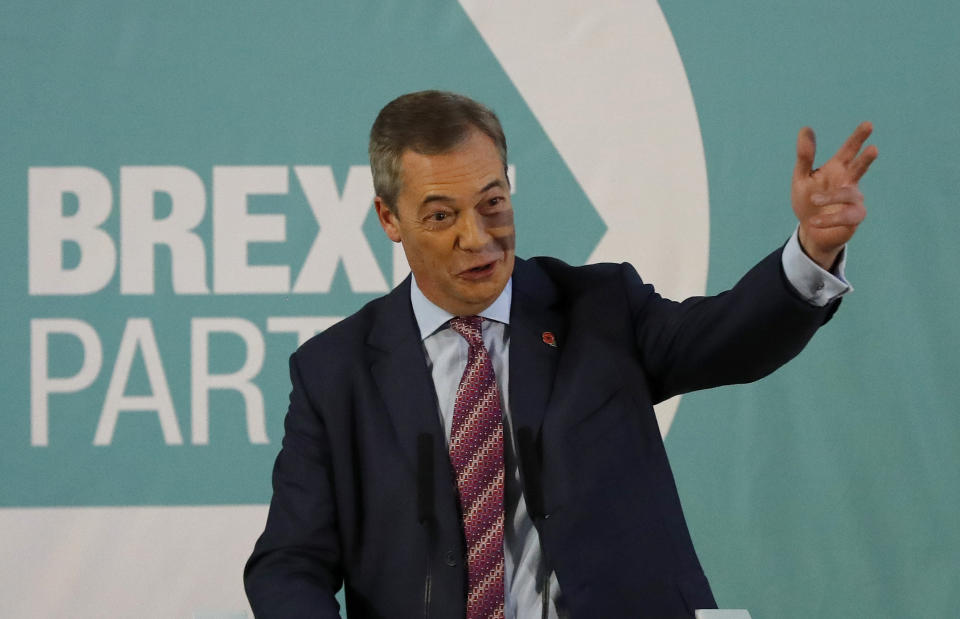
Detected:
[399,129,508,215]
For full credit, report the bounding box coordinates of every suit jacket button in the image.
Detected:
[445,550,457,567]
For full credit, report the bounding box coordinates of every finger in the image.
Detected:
[849,143,878,182]
[810,202,866,228]
[794,126,816,181]
[811,185,864,206]
[833,121,873,164]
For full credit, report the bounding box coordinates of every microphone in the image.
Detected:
[417,433,437,618]
[417,433,435,524]
[517,427,546,521]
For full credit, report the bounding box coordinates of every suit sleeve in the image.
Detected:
[244,351,343,618]
[625,246,840,403]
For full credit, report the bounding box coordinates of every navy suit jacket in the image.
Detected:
[244,249,838,618]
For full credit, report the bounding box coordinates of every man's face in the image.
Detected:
[375,129,515,316]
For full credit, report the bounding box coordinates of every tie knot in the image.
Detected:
[449,315,484,346]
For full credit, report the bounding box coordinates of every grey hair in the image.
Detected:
[368,90,508,211]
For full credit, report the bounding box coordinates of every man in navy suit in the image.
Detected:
[244,91,877,618]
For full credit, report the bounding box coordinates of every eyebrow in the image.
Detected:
[420,179,508,207]
[477,179,508,195]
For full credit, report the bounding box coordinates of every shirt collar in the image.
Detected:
[409,275,512,341]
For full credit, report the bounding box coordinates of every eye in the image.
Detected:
[423,210,453,227]
[481,196,507,213]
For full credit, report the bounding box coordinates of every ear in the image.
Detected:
[375,197,402,243]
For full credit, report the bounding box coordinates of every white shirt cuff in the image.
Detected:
[781,227,852,307]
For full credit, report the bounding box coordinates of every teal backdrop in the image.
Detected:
[661,2,959,617]
[1,1,956,617]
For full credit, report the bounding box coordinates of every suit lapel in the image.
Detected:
[509,258,564,434]
[367,278,446,475]
[365,259,563,486]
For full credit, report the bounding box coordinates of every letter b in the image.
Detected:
[29,167,116,294]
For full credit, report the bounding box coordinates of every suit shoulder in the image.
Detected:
[523,255,632,294]
[291,292,392,365]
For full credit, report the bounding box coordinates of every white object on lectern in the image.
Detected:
[695,611,752,619]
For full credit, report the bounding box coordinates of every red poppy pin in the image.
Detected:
[541,331,557,347]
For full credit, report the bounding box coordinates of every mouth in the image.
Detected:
[458,259,499,281]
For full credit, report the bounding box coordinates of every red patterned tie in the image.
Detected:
[448,316,505,619]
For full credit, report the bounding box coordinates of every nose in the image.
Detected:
[457,209,493,251]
